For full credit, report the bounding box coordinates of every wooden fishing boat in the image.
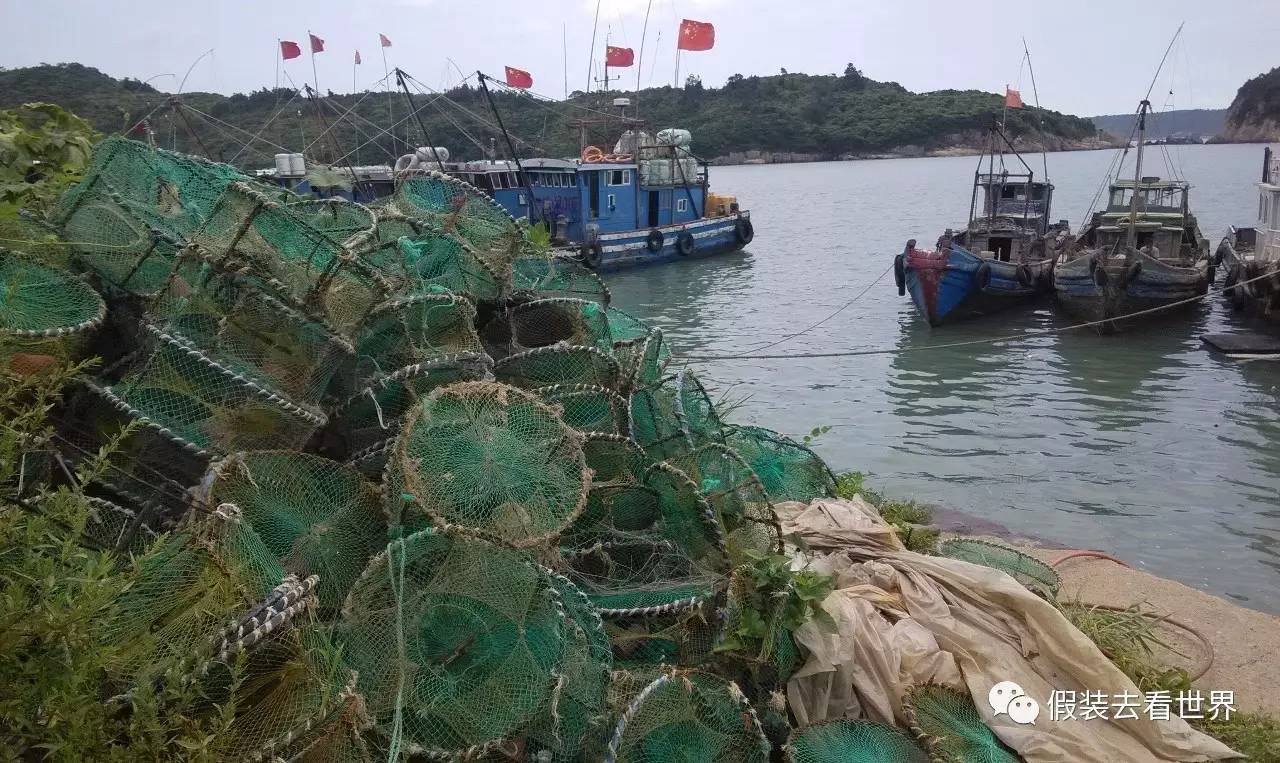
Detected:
[1054,100,1210,334]
[896,124,1067,327]
[1216,146,1280,320]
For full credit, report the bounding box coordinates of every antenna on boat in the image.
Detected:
[1021,38,1049,185]
[1126,99,1150,251]
[393,68,446,172]
[477,71,542,225]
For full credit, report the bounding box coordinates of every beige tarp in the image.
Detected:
[778,498,1238,762]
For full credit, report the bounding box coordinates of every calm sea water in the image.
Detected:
[606,143,1280,614]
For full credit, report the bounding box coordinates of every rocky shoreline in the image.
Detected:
[711,135,1124,166]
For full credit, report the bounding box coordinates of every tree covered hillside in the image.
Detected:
[1223,66,1280,142]
[0,63,1104,168]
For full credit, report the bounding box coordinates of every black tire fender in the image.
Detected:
[677,232,695,256]
[734,217,754,245]
[974,262,992,289]
[580,240,603,269]
[894,253,907,296]
[646,228,664,253]
[1017,263,1034,287]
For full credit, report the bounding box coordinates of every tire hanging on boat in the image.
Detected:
[734,218,754,245]
[646,229,664,253]
[974,262,991,289]
[893,254,906,297]
[677,232,695,256]
[580,240,603,269]
[1016,263,1034,287]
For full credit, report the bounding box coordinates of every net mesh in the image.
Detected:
[202,451,389,617]
[665,444,782,564]
[605,670,770,763]
[494,345,621,390]
[0,248,105,373]
[536,384,628,435]
[385,381,589,546]
[485,297,615,356]
[335,528,607,758]
[786,720,929,763]
[904,684,1020,763]
[386,233,502,302]
[724,425,837,503]
[629,370,725,461]
[344,291,482,391]
[938,539,1061,597]
[512,254,612,305]
[393,172,522,273]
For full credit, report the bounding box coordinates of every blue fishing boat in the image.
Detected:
[895,124,1067,327]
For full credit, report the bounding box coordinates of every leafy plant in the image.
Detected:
[1195,712,1280,761]
[716,550,835,663]
[1056,601,1192,694]
[800,425,831,445]
[523,221,552,254]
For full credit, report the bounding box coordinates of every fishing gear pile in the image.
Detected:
[5,136,854,761]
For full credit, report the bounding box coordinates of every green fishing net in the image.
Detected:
[494,344,621,390]
[0,248,105,374]
[201,451,388,617]
[536,383,628,435]
[905,684,1020,763]
[615,329,672,395]
[486,297,615,355]
[328,353,491,456]
[385,381,589,546]
[786,719,929,763]
[581,433,654,486]
[335,528,606,759]
[284,197,376,249]
[666,443,782,563]
[393,172,523,272]
[352,291,480,376]
[512,253,612,305]
[602,307,654,344]
[724,425,837,503]
[604,670,770,763]
[629,370,725,461]
[938,539,1061,597]
[563,535,722,616]
[81,495,163,556]
[389,233,502,302]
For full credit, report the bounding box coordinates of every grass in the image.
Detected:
[833,471,939,553]
[1056,601,1193,694]
[1195,713,1280,762]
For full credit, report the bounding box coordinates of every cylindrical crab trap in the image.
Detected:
[383,233,502,302]
[0,248,106,375]
[786,719,929,763]
[493,345,621,390]
[335,528,608,759]
[628,370,725,461]
[512,254,612,305]
[384,381,589,546]
[393,172,523,272]
[483,297,615,356]
[937,538,1061,597]
[604,669,770,763]
[904,684,1021,763]
[535,383,629,436]
[664,443,783,563]
[348,291,482,386]
[724,424,838,503]
[199,451,389,617]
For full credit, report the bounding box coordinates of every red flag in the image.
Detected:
[310,33,325,54]
[379,33,392,48]
[354,50,362,65]
[677,19,714,51]
[606,46,635,67]
[280,40,302,60]
[1005,86,1024,109]
[505,66,533,89]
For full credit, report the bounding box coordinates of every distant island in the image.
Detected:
[1087,109,1227,142]
[1222,66,1280,143]
[0,62,1114,168]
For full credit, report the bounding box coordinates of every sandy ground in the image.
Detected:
[960,534,1280,716]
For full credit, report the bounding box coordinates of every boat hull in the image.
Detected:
[901,244,1051,327]
[1054,250,1209,334]
[1217,232,1280,320]
[587,212,751,271]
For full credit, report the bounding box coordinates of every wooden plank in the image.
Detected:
[1202,333,1280,354]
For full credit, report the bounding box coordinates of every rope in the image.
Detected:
[227,88,302,164]
[745,260,895,353]
[679,269,1274,363]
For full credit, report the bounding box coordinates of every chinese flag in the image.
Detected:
[310,33,325,54]
[1005,86,1024,109]
[677,19,714,51]
[606,46,635,67]
[354,50,361,65]
[505,66,533,89]
[379,33,392,48]
[280,40,302,60]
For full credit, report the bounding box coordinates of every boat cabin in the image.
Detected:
[962,171,1057,262]
[1084,177,1198,261]
[1252,147,1280,264]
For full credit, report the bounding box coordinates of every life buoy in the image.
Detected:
[894,254,907,297]
[676,232,695,256]
[1016,263,1034,287]
[974,262,992,289]
[581,146,604,163]
[646,229,664,252]
[602,153,634,163]
[734,218,754,245]
[580,240,603,269]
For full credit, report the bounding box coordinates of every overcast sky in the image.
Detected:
[1,0,1274,116]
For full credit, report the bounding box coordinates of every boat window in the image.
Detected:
[608,169,630,186]
[676,198,688,213]
[531,173,542,186]
[1031,185,1045,200]
[568,175,577,187]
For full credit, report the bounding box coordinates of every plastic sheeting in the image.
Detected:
[777,498,1237,763]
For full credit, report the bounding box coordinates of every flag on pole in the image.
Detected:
[1005,86,1024,109]
[379,33,392,48]
[354,50,361,65]
[310,33,325,54]
[280,40,302,60]
[677,19,715,51]
[606,46,635,67]
[505,66,533,89]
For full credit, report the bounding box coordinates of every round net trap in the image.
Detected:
[201,451,389,617]
[615,329,671,395]
[393,172,522,271]
[665,444,782,563]
[0,248,106,374]
[512,253,611,305]
[904,684,1020,763]
[535,383,628,435]
[350,291,482,383]
[724,425,837,503]
[485,297,615,356]
[629,370,725,461]
[786,719,929,763]
[937,539,1061,597]
[389,233,502,302]
[493,345,621,391]
[335,528,607,759]
[604,669,770,763]
[385,381,589,546]
[284,197,377,249]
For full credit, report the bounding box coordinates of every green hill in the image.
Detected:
[1223,66,1280,142]
[1089,108,1227,140]
[0,63,1107,168]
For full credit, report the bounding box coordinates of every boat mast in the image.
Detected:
[1126,99,1150,251]
[477,71,541,225]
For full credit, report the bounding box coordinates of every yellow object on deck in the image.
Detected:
[706,193,738,217]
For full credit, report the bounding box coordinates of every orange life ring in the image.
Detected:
[602,153,633,163]
[581,146,604,163]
